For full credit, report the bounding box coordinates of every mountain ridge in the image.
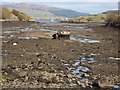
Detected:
[3,2,90,19]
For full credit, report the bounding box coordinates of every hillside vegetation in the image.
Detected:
[0,6,32,21]
[106,13,120,27]
[69,14,107,23]
[0,6,11,19]
[4,3,90,19]
[69,13,120,27]
[12,9,32,21]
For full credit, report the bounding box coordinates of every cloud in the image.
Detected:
[1,0,119,2]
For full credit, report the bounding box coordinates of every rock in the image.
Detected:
[98,81,115,88]
[85,81,90,86]
[93,76,115,88]
[81,73,90,78]
[77,81,81,85]
[21,64,27,70]
[13,42,18,46]
[67,74,73,78]
[19,71,27,77]
[81,84,86,88]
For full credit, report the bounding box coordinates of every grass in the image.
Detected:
[69,14,107,23]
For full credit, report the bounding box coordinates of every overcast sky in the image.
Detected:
[1,0,119,14]
[1,0,119,2]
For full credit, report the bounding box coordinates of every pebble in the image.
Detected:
[13,43,18,46]
[81,73,90,77]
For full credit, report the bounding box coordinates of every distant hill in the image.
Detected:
[102,10,118,15]
[68,10,119,23]
[3,3,90,19]
[69,14,107,23]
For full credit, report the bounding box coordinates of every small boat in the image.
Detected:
[52,31,70,39]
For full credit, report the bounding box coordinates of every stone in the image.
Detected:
[81,73,90,77]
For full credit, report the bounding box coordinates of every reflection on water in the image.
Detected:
[0,53,9,56]
[0,36,5,38]
[108,62,117,65]
[1,31,21,34]
[114,85,120,88]
[109,57,120,60]
[70,37,100,43]
[36,19,58,23]
[81,57,97,63]
[64,26,84,29]
[69,66,89,77]
[80,78,89,81]
[18,36,39,39]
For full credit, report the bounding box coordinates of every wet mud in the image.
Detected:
[1,21,120,88]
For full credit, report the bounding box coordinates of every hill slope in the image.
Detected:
[69,14,107,23]
[3,3,90,19]
[102,10,118,15]
[0,6,32,21]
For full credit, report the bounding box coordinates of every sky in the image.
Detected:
[1,0,119,14]
[1,0,120,2]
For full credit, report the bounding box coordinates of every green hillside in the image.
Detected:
[0,6,11,19]
[4,3,90,19]
[0,6,32,21]
[69,14,107,23]
[12,9,32,21]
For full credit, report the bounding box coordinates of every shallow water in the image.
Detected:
[109,57,120,60]
[64,26,84,29]
[70,66,90,77]
[1,31,21,34]
[0,36,5,38]
[108,62,117,65]
[18,36,39,39]
[70,37,100,43]
[0,53,9,56]
[113,85,120,88]
[81,57,97,63]
[80,78,89,81]
[36,19,58,23]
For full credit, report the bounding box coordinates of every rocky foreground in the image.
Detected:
[1,21,120,88]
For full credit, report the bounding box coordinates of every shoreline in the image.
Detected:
[1,21,119,88]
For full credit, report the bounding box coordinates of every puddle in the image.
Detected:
[70,37,100,43]
[74,56,97,65]
[81,57,97,63]
[18,36,39,39]
[113,85,120,88]
[109,57,120,60]
[2,27,21,30]
[63,82,77,86]
[70,66,90,77]
[77,35,91,38]
[90,53,100,56]
[39,28,51,32]
[73,61,80,66]
[0,53,9,56]
[64,26,84,29]
[69,83,77,86]
[64,64,69,66]
[1,31,21,34]
[84,28,93,32]
[20,28,34,32]
[80,78,89,81]
[3,41,9,43]
[0,36,5,38]
[36,19,58,23]
[108,62,117,65]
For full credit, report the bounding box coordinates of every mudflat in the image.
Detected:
[1,21,120,88]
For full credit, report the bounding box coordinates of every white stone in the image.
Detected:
[13,43,17,45]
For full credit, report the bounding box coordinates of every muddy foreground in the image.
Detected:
[1,21,120,88]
